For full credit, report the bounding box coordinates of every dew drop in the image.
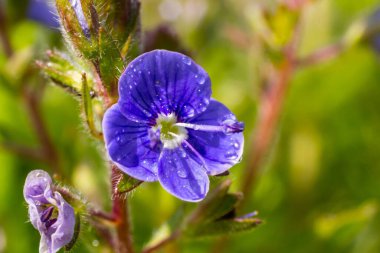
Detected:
[116,136,126,144]
[177,170,187,178]
[225,150,238,160]
[233,141,240,149]
[197,74,206,85]
[182,56,191,65]
[182,104,195,118]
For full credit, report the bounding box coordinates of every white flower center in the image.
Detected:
[153,113,188,149]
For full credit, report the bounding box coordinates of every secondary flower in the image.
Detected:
[24,170,75,253]
[103,50,244,202]
[27,0,59,28]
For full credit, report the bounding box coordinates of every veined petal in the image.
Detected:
[158,145,209,202]
[118,50,212,123]
[186,100,244,175]
[50,193,75,253]
[102,104,160,181]
[23,170,75,253]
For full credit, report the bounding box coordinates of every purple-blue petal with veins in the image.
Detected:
[102,104,160,181]
[186,99,244,175]
[158,144,209,202]
[23,170,75,253]
[118,50,212,123]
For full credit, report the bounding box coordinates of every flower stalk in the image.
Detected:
[111,164,135,253]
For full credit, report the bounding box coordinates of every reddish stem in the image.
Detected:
[111,164,135,253]
[240,37,298,206]
[296,42,344,67]
[141,230,181,253]
[22,86,61,174]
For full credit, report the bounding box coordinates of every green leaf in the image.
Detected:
[37,50,88,96]
[185,179,233,225]
[81,72,101,138]
[56,0,99,59]
[186,218,262,238]
[97,27,125,96]
[116,173,143,193]
[204,193,242,222]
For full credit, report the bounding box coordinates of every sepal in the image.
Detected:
[36,50,95,97]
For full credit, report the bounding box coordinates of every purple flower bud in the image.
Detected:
[102,50,245,202]
[68,0,91,38]
[23,170,75,253]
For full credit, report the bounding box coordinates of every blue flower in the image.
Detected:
[24,170,75,253]
[102,50,244,202]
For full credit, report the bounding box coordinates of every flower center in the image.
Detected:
[40,205,58,229]
[153,113,187,149]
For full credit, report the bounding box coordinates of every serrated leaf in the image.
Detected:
[186,218,262,238]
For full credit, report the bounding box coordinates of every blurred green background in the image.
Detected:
[1,0,380,252]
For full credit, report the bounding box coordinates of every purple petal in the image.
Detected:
[50,193,75,253]
[23,170,75,253]
[186,99,244,175]
[27,0,60,28]
[118,50,212,123]
[24,170,53,205]
[102,104,159,181]
[158,145,209,202]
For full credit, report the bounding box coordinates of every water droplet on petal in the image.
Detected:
[225,150,238,160]
[182,56,192,65]
[180,149,187,158]
[197,74,206,85]
[182,104,195,118]
[233,141,240,149]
